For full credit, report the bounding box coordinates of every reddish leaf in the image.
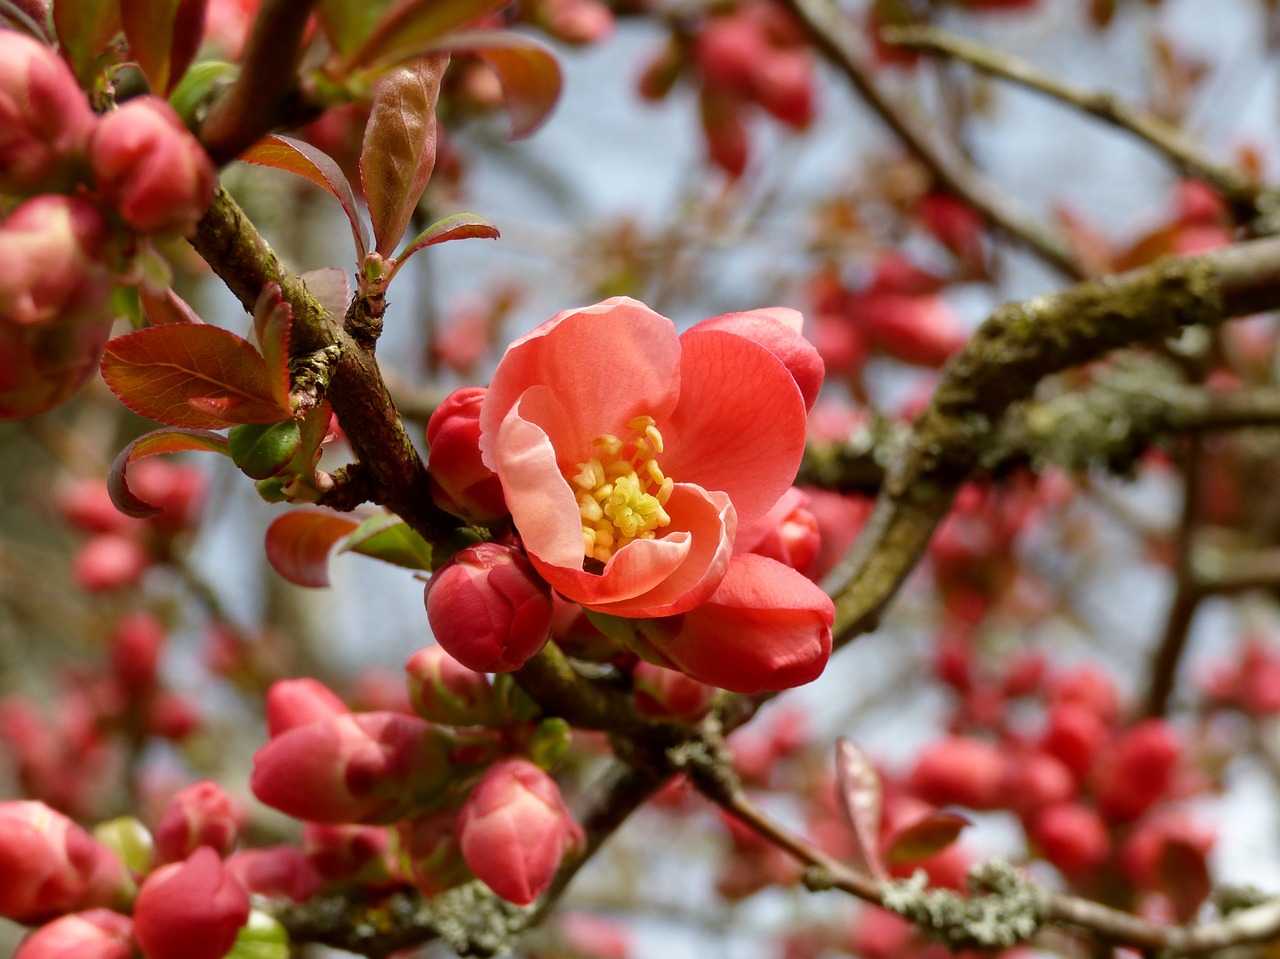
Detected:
[53,0,124,84]
[102,324,287,429]
[1156,837,1212,922]
[253,284,293,410]
[264,510,361,587]
[436,32,562,138]
[121,0,207,94]
[834,738,887,880]
[337,0,510,76]
[884,811,971,866]
[361,53,449,257]
[240,135,369,258]
[139,286,204,326]
[300,267,351,321]
[393,212,500,270]
[109,428,230,518]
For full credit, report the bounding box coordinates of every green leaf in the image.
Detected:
[108,428,230,518]
[394,211,500,269]
[168,58,237,126]
[315,0,394,58]
[336,0,510,76]
[94,816,155,877]
[102,324,287,429]
[434,31,562,138]
[361,53,448,257]
[240,135,369,258]
[53,0,124,85]
[339,514,433,571]
[264,509,360,587]
[227,911,290,959]
[120,0,207,94]
[229,421,302,480]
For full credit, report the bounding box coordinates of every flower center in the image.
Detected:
[571,415,674,565]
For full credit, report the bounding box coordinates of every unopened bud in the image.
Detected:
[14,909,133,959]
[154,780,240,864]
[426,387,508,522]
[425,543,553,672]
[132,847,250,959]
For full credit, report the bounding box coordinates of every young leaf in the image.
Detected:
[229,421,303,480]
[338,514,432,571]
[102,324,287,429]
[361,53,448,257]
[1156,836,1212,923]
[834,738,888,880]
[300,268,351,321]
[240,135,369,259]
[53,0,124,84]
[264,510,361,588]
[336,0,510,76]
[883,811,971,866]
[139,285,204,325]
[109,428,230,518]
[435,32,562,138]
[315,0,393,58]
[394,211,500,268]
[121,0,207,94]
[253,284,293,410]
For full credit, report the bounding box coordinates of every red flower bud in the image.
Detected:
[1029,803,1110,876]
[110,612,166,694]
[124,459,207,531]
[14,909,133,959]
[0,801,126,922]
[1094,720,1181,824]
[133,847,250,959]
[405,644,504,726]
[0,31,97,195]
[736,486,821,575]
[907,737,1005,811]
[425,544,553,673]
[426,387,508,522]
[71,534,151,592]
[631,661,716,722]
[90,97,215,235]
[398,809,473,896]
[225,846,323,902]
[251,712,449,823]
[154,780,240,864]
[303,823,392,882]
[264,677,349,737]
[457,759,584,905]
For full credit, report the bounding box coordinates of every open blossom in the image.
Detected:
[479,297,833,690]
[480,297,819,618]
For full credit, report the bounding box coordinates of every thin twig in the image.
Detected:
[882,24,1270,225]
[779,0,1088,279]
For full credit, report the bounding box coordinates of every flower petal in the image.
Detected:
[689,307,824,411]
[661,329,808,526]
[480,297,682,471]
[494,388,588,569]
[638,553,833,693]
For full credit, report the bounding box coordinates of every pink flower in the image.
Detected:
[479,297,817,619]
[154,780,240,864]
[132,847,250,959]
[14,909,133,959]
[425,543,554,672]
[456,759,583,905]
[426,387,508,522]
[264,677,349,737]
[0,801,126,923]
[0,31,97,195]
[90,97,215,235]
[0,195,113,328]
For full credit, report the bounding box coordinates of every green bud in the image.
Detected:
[230,421,302,480]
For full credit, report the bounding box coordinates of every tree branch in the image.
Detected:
[779,0,1088,279]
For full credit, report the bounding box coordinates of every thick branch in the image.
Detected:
[824,235,1280,649]
[883,25,1270,225]
[190,187,460,544]
[780,0,1087,279]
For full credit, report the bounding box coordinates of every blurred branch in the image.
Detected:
[198,0,318,163]
[780,0,1088,279]
[822,234,1280,651]
[686,742,1280,954]
[882,25,1272,226]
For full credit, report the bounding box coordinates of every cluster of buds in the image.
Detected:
[638,1,817,178]
[0,30,216,420]
[249,675,584,906]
